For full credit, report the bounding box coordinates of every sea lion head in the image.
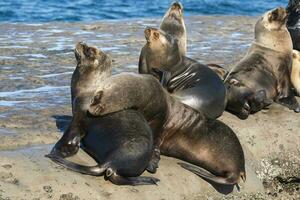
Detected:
[167,2,184,21]
[74,42,111,73]
[144,27,181,70]
[258,7,288,31]
[255,7,292,53]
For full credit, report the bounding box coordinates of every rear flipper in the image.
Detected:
[106,168,160,186]
[276,95,300,113]
[178,162,246,185]
[45,154,106,176]
[146,148,161,174]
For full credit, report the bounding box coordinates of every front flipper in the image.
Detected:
[146,148,161,174]
[276,95,300,113]
[50,122,81,158]
[106,168,160,186]
[88,90,105,116]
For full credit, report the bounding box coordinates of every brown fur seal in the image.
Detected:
[225,7,300,119]
[160,1,187,55]
[139,27,227,119]
[287,0,300,51]
[292,50,300,96]
[88,73,246,185]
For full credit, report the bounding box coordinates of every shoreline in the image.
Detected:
[0,16,299,199]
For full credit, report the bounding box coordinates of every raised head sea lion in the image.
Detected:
[51,42,112,158]
[139,27,226,119]
[292,50,300,96]
[160,1,187,55]
[88,73,246,185]
[225,7,300,119]
[287,0,300,50]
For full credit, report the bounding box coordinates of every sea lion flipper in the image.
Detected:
[276,95,300,112]
[146,148,161,174]
[107,171,160,186]
[46,154,106,176]
[178,162,243,185]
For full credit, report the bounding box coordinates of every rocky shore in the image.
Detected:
[0,16,299,199]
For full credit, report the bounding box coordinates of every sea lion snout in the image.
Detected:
[171,2,183,11]
[268,7,287,22]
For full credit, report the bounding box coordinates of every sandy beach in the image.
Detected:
[0,16,299,199]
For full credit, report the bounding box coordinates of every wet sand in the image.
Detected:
[0,16,299,199]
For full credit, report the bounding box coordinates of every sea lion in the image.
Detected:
[139,27,226,119]
[292,50,300,96]
[70,42,111,112]
[51,42,112,158]
[287,0,300,51]
[88,73,246,185]
[160,1,187,55]
[225,7,300,119]
[49,44,160,185]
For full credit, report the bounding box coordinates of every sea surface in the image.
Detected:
[0,0,289,22]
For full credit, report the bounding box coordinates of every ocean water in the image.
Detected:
[0,0,288,22]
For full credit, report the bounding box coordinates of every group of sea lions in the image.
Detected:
[46,0,300,188]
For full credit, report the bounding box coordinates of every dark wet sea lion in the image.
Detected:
[88,73,246,185]
[287,0,300,51]
[160,1,186,56]
[291,50,300,96]
[48,106,159,186]
[139,28,226,119]
[225,7,300,119]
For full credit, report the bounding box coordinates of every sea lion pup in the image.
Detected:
[139,27,226,119]
[287,0,300,50]
[160,1,187,55]
[292,50,300,96]
[88,73,246,185]
[225,7,300,119]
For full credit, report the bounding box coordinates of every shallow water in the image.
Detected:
[0,16,256,139]
[0,0,288,22]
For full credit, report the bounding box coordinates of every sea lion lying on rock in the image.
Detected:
[88,73,246,185]
[139,27,227,119]
[225,7,300,119]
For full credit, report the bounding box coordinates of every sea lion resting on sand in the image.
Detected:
[49,43,159,185]
[88,73,246,185]
[139,27,227,119]
[225,7,300,119]
[292,50,300,96]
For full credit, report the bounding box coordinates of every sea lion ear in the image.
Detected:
[293,51,298,59]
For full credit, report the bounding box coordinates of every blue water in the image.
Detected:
[0,0,288,22]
